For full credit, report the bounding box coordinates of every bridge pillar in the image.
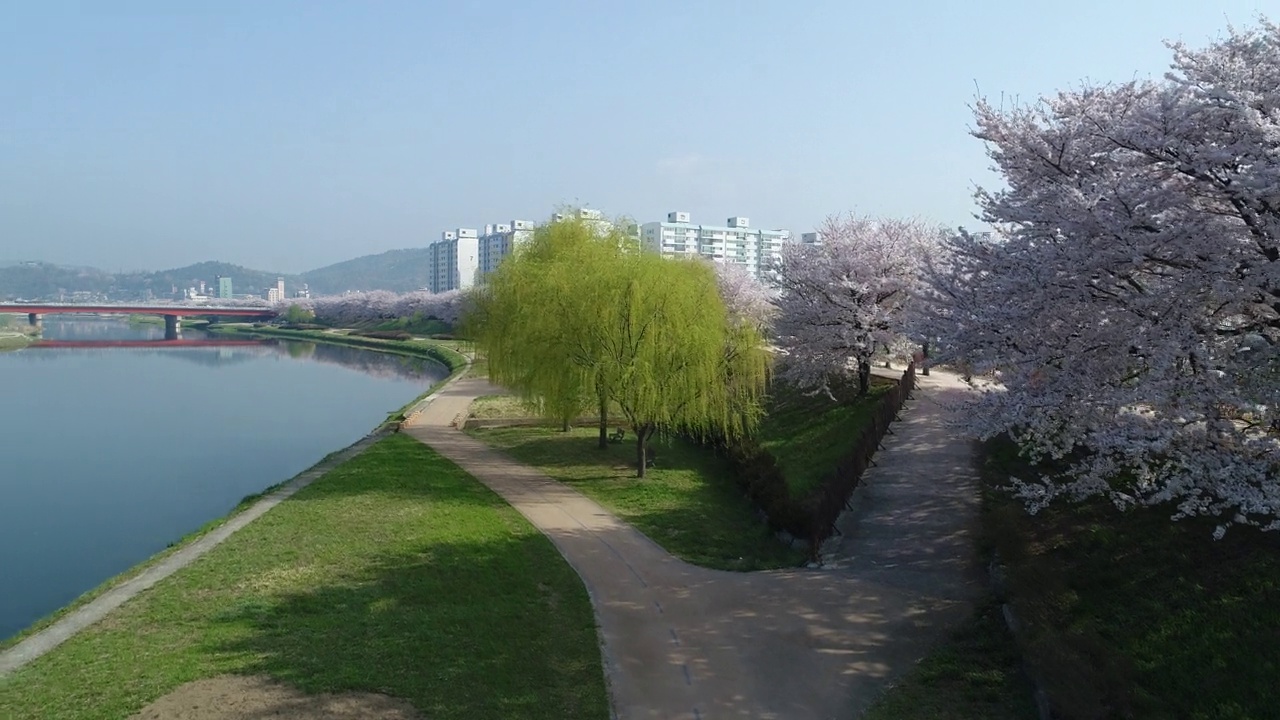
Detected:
[28,313,42,328]
[164,315,182,340]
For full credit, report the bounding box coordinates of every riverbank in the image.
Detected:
[0,437,378,657]
[208,323,471,427]
[127,314,211,329]
[0,316,38,352]
[0,435,608,720]
[0,332,33,352]
[2,325,470,655]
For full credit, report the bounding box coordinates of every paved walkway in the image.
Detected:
[403,370,983,719]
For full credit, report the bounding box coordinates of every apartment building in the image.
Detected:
[427,209,645,291]
[640,212,792,279]
[426,228,480,293]
[478,220,536,276]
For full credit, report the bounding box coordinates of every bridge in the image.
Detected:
[0,303,278,340]
[28,339,270,349]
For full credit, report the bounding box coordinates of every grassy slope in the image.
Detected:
[862,600,1037,720]
[0,436,608,720]
[0,333,32,352]
[980,437,1280,720]
[870,435,1280,719]
[758,377,896,497]
[469,394,539,419]
[0,442,365,654]
[469,426,806,570]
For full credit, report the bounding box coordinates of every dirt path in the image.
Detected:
[403,371,983,719]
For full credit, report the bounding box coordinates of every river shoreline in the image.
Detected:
[206,324,470,427]
[0,330,469,657]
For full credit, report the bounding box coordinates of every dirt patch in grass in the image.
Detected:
[127,675,422,720]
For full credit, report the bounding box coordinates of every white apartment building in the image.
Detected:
[426,228,481,293]
[478,220,536,276]
[428,209,635,291]
[800,232,823,246]
[640,212,792,279]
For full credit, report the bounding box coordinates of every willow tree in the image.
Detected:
[465,214,632,446]
[602,254,770,476]
[466,212,769,475]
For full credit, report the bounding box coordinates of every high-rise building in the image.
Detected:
[478,220,535,276]
[275,277,285,299]
[430,209,631,291]
[265,287,282,303]
[800,232,823,246]
[217,276,233,299]
[640,212,792,279]
[425,228,480,292]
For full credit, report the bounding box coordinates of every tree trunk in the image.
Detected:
[562,418,570,432]
[597,395,609,449]
[858,359,871,396]
[922,341,930,376]
[637,420,655,476]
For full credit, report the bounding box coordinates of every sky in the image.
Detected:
[0,0,1270,273]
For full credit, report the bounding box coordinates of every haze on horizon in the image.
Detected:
[0,0,1267,273]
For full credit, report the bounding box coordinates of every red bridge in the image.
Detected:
[28,339,270,349]
[0,303,277,339]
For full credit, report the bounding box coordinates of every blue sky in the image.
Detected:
[0,0,1268,272]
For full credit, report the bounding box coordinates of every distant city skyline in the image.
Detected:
[1,1,1269,272]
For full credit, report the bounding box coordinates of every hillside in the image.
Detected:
[0,261,302,300]
[150,262,304,296]
[300,248,432,294]
[0,248,433,300]
[0,263,121,299]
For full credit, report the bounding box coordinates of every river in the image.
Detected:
[0,317,446,641]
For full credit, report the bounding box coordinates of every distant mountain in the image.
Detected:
[0,261,301,301]
[0,249,432,300]
[150,262,304,296]
[300,248,432,295]
[0,262,120,299]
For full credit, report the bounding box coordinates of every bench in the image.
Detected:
[608,427,626,443]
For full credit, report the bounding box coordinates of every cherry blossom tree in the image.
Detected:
[930,20,1280,535]
[711,261,776,332]
[301,289,465,327]
[771,214,939,396]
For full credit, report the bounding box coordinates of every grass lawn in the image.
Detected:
[0,435,609,720]
[466,356,489,378]
[863,600,1037,720]
[468,426,807,570]
[371,315,453,336]
[469,394,539,419]
[758,376,896,497]
[980,437,1280,720]
[0,333,32,352]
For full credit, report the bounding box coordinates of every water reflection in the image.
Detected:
[39,317,176,341]
[23,319,443,381]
